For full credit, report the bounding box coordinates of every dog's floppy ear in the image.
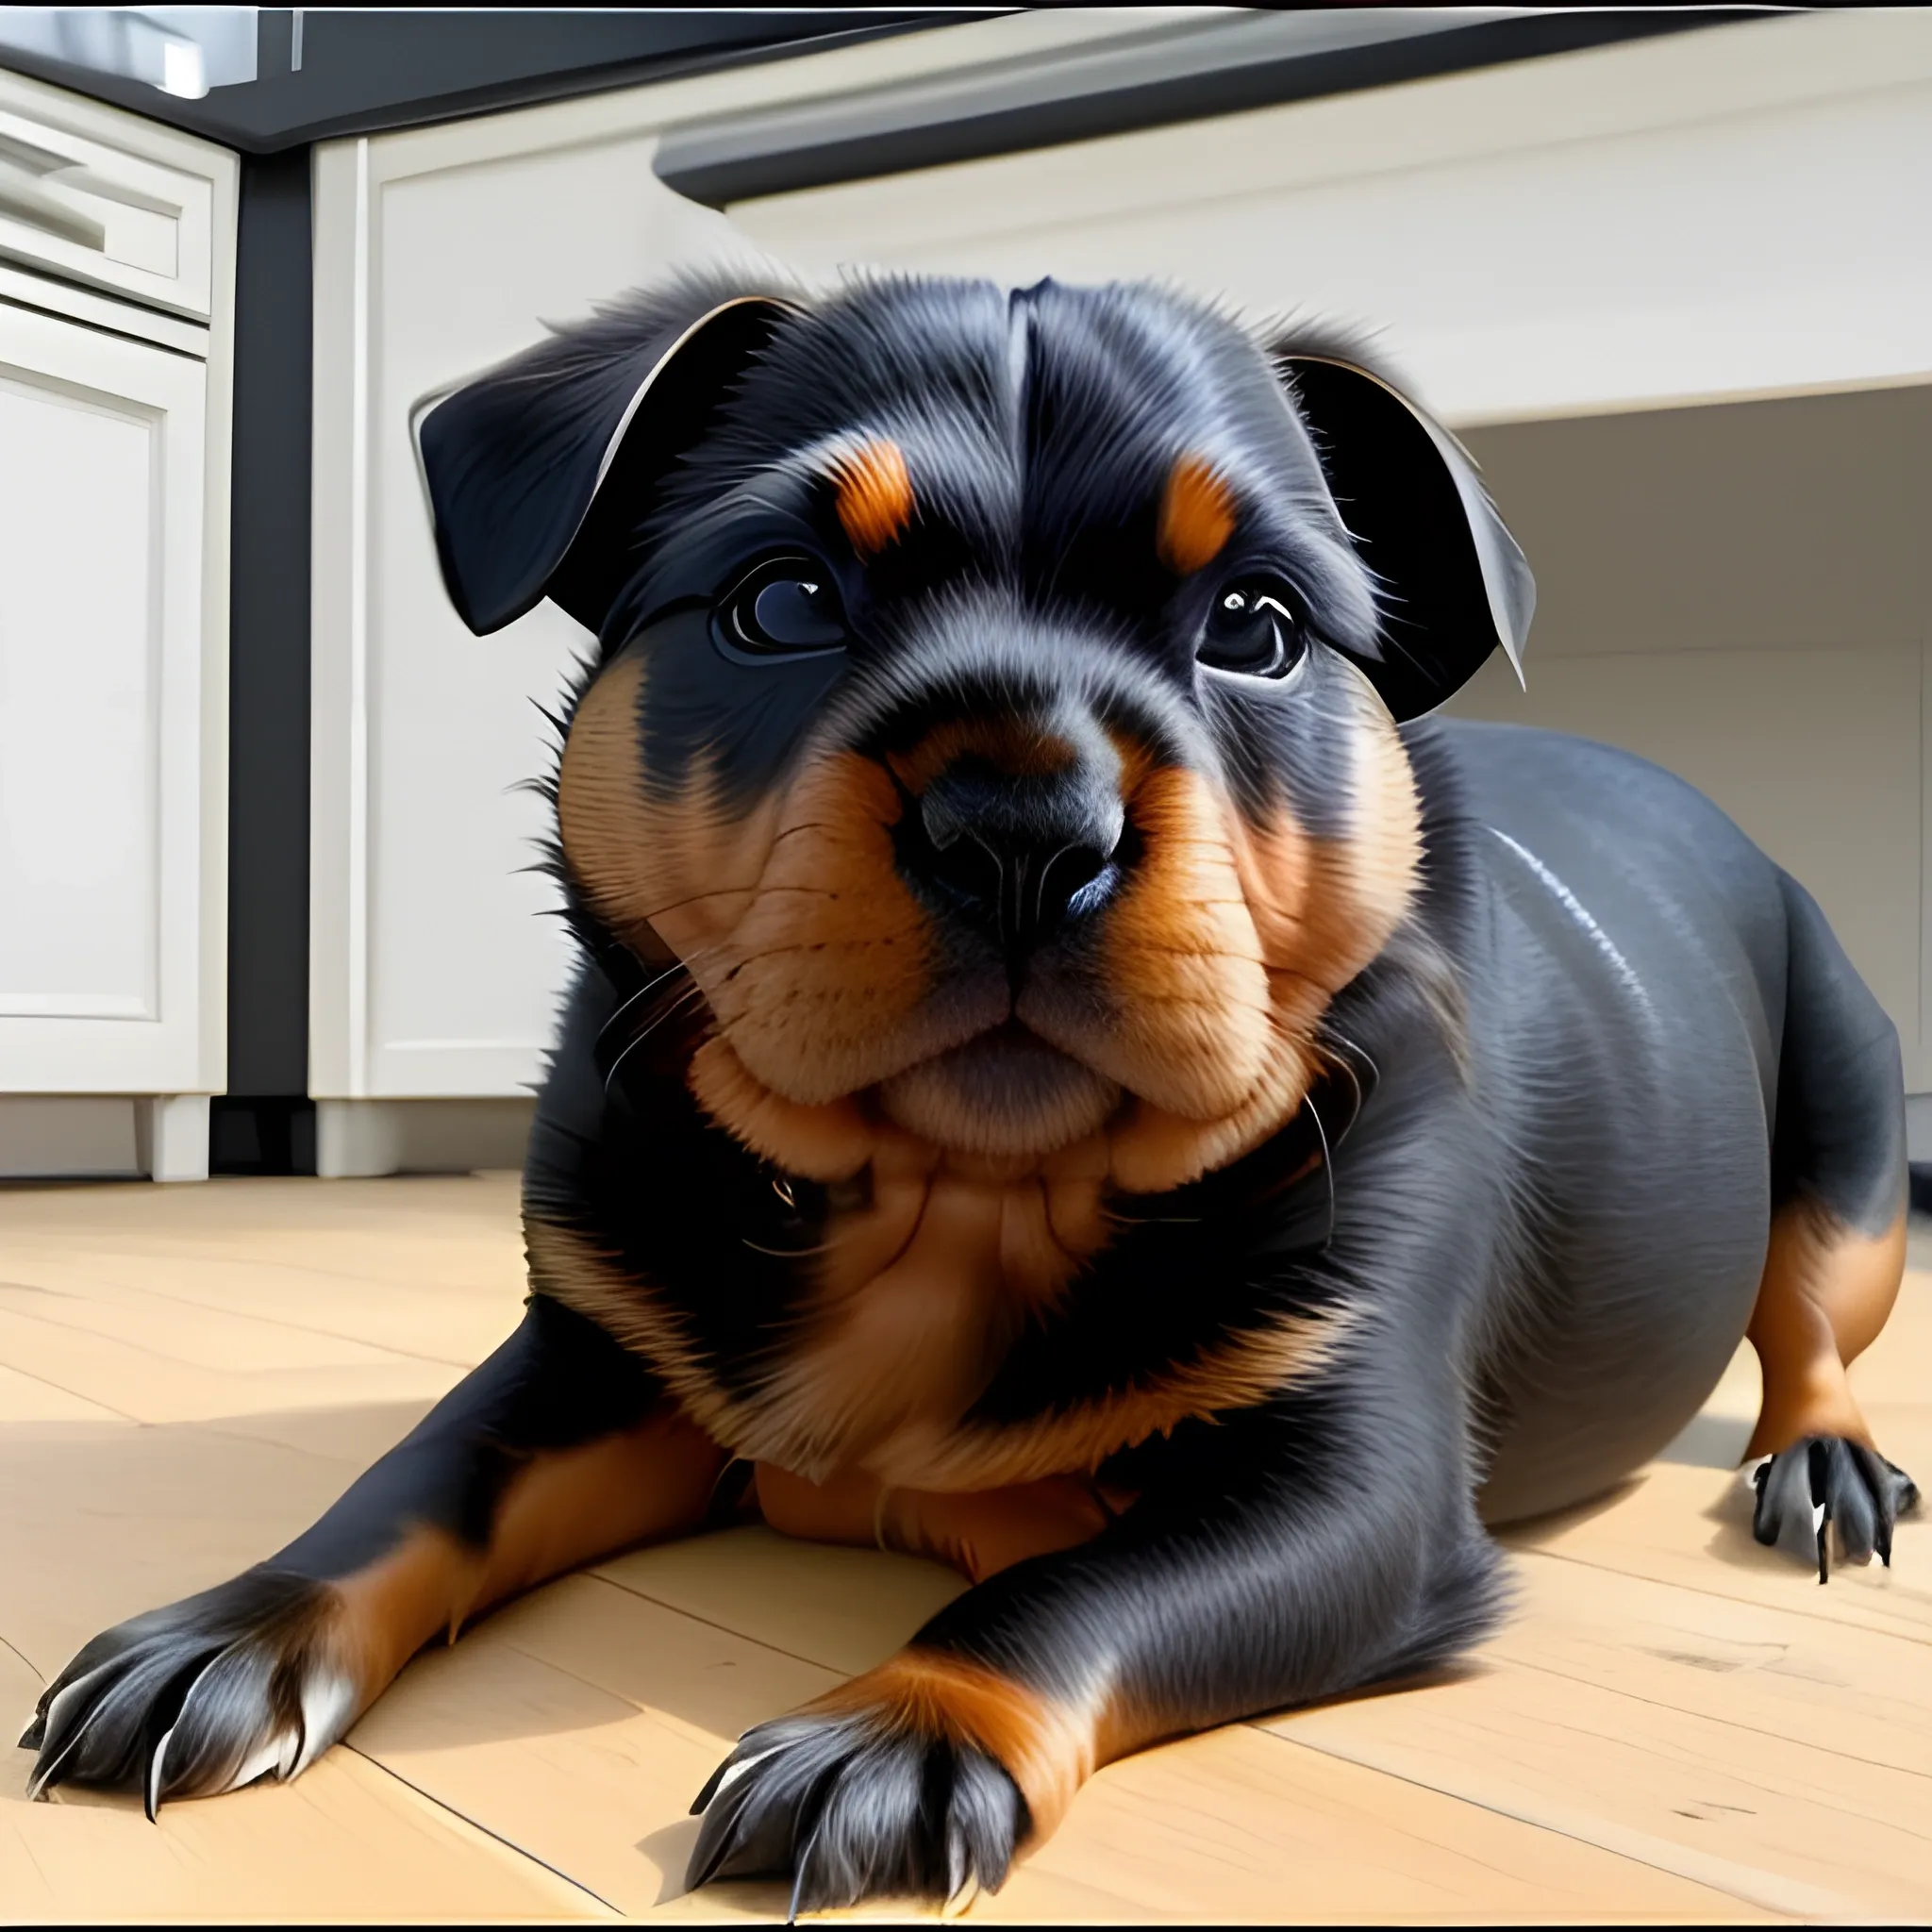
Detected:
[1272,340,1534,721]
[415,273,802,637]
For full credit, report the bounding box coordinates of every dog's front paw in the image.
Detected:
[19,1569,360,1815]
[687,1650,1089,1913]
[1752,1437,1920,1581]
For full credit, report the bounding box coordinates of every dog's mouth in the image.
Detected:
[874,1020,1123,1159]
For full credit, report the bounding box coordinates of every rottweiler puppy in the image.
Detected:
[24,270,1919,1911]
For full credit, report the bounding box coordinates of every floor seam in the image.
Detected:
[0,1263,485,1369]
[580,1567,854,1677]
[342,1740,622,1918]
[0,1353,139,1424]
[0,1630,42,1682]
[0,1289,471,1376]
[1495,1651,1932,1783]
[1515,1543,1932,1649]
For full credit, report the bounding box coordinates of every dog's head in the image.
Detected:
[421,271,1530,1194]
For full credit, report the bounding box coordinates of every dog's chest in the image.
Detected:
[738,1156,1109,1488]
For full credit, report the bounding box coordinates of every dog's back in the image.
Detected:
[1429,719,1905,1521]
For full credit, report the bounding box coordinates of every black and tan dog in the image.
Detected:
[24,270,1919,1909]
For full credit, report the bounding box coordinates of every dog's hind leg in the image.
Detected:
[22,1293,722,1810]
[1744,872,1918,1576]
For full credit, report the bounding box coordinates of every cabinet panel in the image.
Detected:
[0,365,158,1018]
[727,12,1932,427]
[311,132,744,1098]
[0,302,213,1091]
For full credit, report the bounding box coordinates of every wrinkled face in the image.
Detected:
[557,280,1423,1194]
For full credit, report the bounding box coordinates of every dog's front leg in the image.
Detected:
[22,1293,722,1810]
[688,1393,1502,1912]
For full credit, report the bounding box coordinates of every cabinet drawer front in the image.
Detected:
[0,84,213,319]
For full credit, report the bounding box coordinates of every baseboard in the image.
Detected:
[1907,1093,1932,1167]
[0,1097,142,1178]
[315,1098,535,1178]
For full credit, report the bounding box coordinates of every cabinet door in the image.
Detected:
[310,125,741,1100]
[0,300,216,1093]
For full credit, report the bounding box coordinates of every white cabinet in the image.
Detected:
[0,69,233,1179]
[308,9,1932,1150]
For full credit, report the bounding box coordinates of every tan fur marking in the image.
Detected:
[458,1411,724,1619]
[689,1034,876,1181]
[1157,451,1236,575]
[558,651,778,963]
[706,751,941,1104]
[1105,677,1423,1193]
[903,1299,1357,1491]
[832,437,915,558]
[754,1462,1115,1585]
[808,1650,1098,1843]
[886,716,1077,797]
[1745,1198,1906,1459]
[556,653,664,952]
[527,1216,735,1444]
[1084,765,1272,1120]
[759,1164,1074,1478]
[531,1205,1348,1493]
[318,1411,723,1714]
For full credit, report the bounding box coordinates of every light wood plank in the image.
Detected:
[0,1299,461,1429]
[0,1246,515,1369]
[1502,1440,1932,1648]
[2,1176,1926,1923]
[354,1556,1757,1925]
[348,1572,841,1919]
[0,1632,610,1923]
[0,1414,383,1688]
[1266,1592,1932,1918]
[595,1524,969,1677]
[1492,1552,1932,1775]
[0,1359,125,1426]
[0,1270,450,1375]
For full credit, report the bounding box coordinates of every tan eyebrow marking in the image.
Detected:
[832,437,916,559]
[1158,451,1237,575]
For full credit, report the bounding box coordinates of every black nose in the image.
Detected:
[907,761,1124,954]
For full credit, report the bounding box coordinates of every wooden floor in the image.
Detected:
[0,1175,1926,1924]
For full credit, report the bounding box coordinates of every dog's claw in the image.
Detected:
[687,1707,1025,1911]
[1752,1435,1917,1579]
[144,1727,173,1823]
[20,1569,356,1809]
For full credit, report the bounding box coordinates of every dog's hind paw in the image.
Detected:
[19,1568,359,1816]
[1752,1437,1920,1583]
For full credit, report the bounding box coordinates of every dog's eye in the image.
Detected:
[1197,581,1305,679]
[721,558,849,657]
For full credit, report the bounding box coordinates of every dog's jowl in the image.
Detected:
[25,273,1917,1908]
